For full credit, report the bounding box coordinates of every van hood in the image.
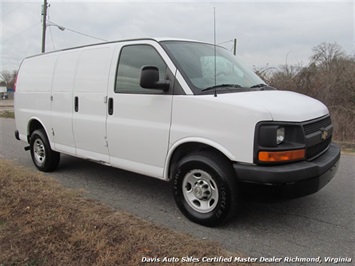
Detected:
[216,90,329,122]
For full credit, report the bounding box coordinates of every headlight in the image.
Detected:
[255,122,305,164]
[276,127,285,145]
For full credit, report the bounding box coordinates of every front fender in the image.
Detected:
[163,137,235,180]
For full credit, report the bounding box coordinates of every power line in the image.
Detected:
[1,3,26,19]
[218,39,233,45]
[64,27,108,42]
[218,38,237,55]
[47,20,107,42]
[2,22,41,43]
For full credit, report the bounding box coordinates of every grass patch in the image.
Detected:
[0,110,14,119]
[0,160,256,266]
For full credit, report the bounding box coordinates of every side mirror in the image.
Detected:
[140,66,170,91]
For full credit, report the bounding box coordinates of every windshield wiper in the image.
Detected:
[250,83,267,89]
[202,84,242,92]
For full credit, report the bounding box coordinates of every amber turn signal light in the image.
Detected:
[258,149,305,162]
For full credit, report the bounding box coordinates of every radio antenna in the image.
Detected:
[213,7,217,97]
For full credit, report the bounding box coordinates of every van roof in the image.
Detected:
[25,37,209,60]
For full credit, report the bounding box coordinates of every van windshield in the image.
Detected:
[161,41,266,94]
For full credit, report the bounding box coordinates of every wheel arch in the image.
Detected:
[164,138,235,181]
[27,118,48,143]
[29,124,60,172]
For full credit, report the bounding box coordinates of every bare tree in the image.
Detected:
[253,64,277,82]
[310,42,345,72]
[266,42,355,141]
[0,70,17,88]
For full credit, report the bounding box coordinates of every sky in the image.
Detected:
[1,0,354,74]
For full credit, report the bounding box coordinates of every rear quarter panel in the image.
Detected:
[15,54,58,143]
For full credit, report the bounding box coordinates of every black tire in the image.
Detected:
[30,129,60,172]
[172,151,239,227]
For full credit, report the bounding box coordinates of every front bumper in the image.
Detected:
[233,143,340,197]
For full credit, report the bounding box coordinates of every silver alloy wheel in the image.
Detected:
[182,169,219,213]
[33,139,46,165]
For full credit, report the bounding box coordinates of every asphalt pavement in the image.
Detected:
[0,118,354,265]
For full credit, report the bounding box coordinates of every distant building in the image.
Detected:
[0,86,6,93]
[0,85,8,99]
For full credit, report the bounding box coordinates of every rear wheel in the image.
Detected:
[30,129,60,172]
[172,152,239,227]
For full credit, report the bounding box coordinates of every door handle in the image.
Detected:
[108,97,114,115]
[74,96,79,112]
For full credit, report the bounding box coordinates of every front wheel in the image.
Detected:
[172,152,239,227]
[30,129,60,172]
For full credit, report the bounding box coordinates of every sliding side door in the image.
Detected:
[72,46,114,162]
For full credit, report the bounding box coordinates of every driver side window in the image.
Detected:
[115,45,167,94]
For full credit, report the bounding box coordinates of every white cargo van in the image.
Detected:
[14,38,340,226]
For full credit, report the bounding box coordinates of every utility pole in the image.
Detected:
[233,38,237,55]
[41,0,48,53]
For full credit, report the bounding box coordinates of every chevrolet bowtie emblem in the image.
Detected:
[320,128,328,141]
